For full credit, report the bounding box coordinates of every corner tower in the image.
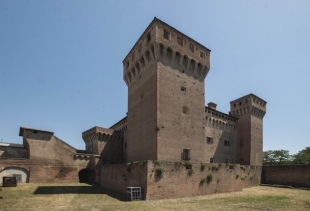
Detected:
[230,94,266,165]
[123,18,211,162]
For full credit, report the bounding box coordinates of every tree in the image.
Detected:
[263,150,292,165]
[292,147,310,165]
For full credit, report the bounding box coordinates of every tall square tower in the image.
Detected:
[230,94,266,165]
[123,18,210,162]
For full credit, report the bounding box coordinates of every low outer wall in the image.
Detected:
[101,161,261,200]
[146,161,261,199]
[262,165,310,188]
[0,158,90,184]
[101,161,148,198]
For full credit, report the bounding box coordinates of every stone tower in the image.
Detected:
[230,94,266,165]
[123,18,210,162]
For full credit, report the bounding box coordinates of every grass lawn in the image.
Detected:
[0,183,309,211]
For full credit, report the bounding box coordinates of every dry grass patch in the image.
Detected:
[0,184,309,211]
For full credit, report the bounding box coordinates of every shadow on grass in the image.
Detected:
[33,183,128,201]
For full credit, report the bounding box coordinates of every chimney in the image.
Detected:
[208,102,217,110]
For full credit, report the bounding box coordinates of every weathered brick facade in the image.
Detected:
[0,127,95,184]
[101,161,261,200]
[1,18,267,199]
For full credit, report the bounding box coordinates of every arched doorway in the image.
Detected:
[78,169,96,183]
[0,167,29,184]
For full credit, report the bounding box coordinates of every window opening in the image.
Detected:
[189,43,194,52]
[163,30,169,40]
[210,158,214,163]
[206,137,213,144]
[146,33,151,42]
[200,51,205,58]
[224,140,230,147]
[177,37,183,46]
[182,149,191,161]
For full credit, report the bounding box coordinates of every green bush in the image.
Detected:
[187,169,194,176]
[155,167,164,177]
[153,160,160,166]
[206,174,213,183]
[200,163,206,171]
[200,178,206,184]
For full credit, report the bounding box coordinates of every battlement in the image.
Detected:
[109,116,127,132]
[205,106,237,132]
[123,18,211,86]
[230,94,266,119]
[82,126,123,143]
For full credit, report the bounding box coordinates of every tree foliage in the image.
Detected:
[263,150,292,165]
[263,147,310,165]
[292,147,310,164]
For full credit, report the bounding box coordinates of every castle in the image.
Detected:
[0,18,266,199]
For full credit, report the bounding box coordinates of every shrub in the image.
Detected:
[188,169,194,176]
[211,166,219,171]
[200,178,206,184]
[200,163,206,171]
[206,174,213,183]
[154,167,164,178]
[153,160,160,166]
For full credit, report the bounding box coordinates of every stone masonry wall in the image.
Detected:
[262,165,310,188]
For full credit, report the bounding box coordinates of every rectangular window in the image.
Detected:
[132,52,135,61]
[163,30,170,40]
[189,43,194,52]
[146,33,151,42]
[225,159,229,164]
[200,51,205,58]
[224,140,230,146]
[210,158,214,163]
[182,149,191,161]
[177,37,183,46]
[206,137,213,144]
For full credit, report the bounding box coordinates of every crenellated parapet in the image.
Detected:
[205,106,238,132]
[123,17,211,86]
[109,116,128,133]
[82,127,123,143]
[230,94,266,119]
[82,126,123,154]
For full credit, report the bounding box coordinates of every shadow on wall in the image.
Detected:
[33,185,127,201]
[78,168,96,183]
[211,131,236,164]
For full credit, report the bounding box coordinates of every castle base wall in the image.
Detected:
[100,160,261,200]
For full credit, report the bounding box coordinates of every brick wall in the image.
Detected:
[262,165,310,188]
[101,160,261,200]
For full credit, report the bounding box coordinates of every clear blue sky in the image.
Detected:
[1,0,309,154]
